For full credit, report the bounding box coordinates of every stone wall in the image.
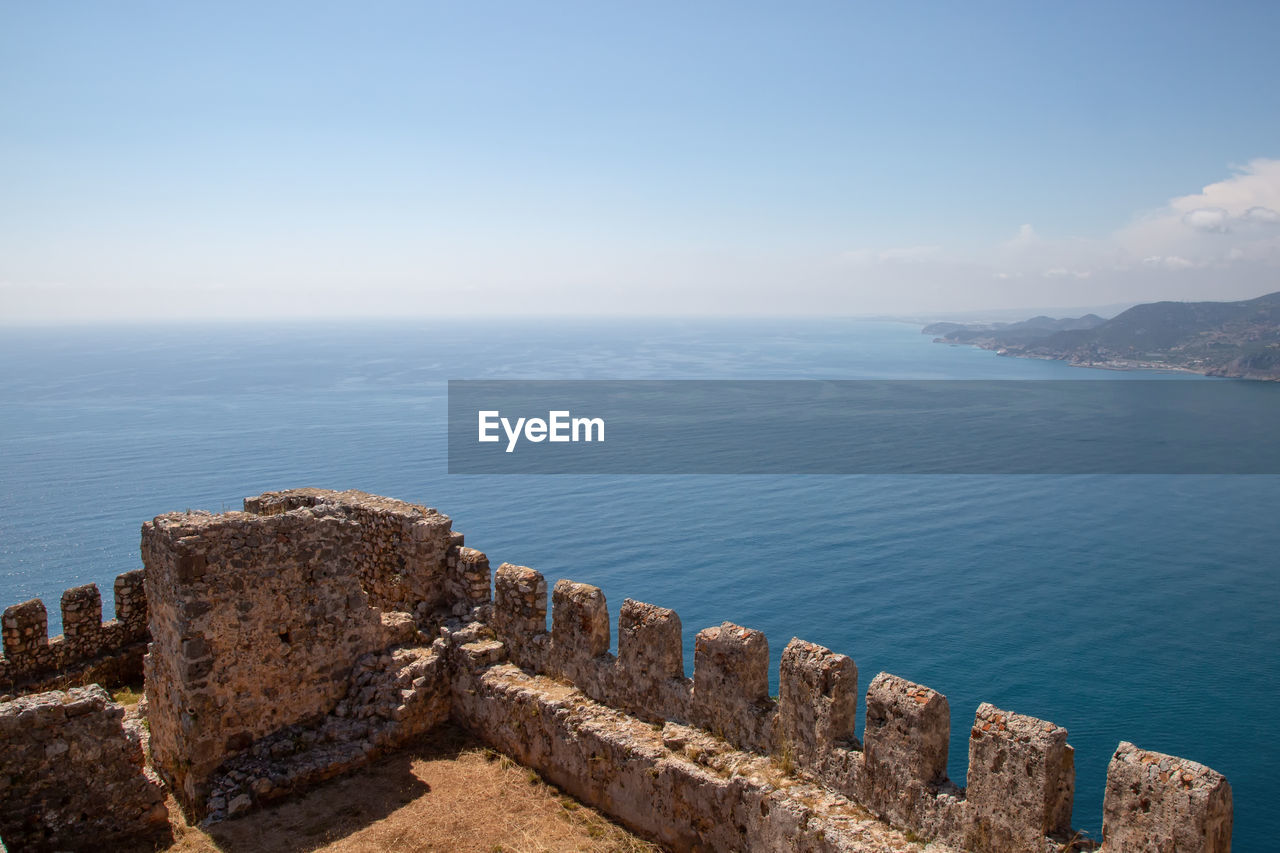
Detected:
[0,570,148,696]
[476,556,1233,852]
[0,685,167,850]
[140,489,459,816]
[242,488,459,616]
[2,488,1230,851]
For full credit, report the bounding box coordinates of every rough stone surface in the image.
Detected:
[449,653,946,853]
[692,621,775,753]
[0,685,167,850]
[1101,742,1232,853]
[491,562,549,670]
[859,672,960,836]
[0,570,148,695]
[615,598,689,721]
[779,638,858,770]
[448,546,492,612]
[965,703,1074,850]
[0,488,1233,853]
[243,488,455,614]
[863,672,950,787]
[141,488,456,816]
[550,579,611,687]
[202,644,450,823]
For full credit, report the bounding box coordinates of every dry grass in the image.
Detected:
[146,724,664,853]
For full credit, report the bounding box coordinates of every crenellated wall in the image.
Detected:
[0,488,1233,852]
[0,570,148,696]
[473,543,1232,852]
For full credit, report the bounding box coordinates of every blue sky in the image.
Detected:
[2,1,1279,320]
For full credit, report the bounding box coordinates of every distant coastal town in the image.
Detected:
[924,290,1280,380]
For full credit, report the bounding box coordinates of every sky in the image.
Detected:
[2,1,1279,321]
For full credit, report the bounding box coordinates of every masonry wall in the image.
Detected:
[141,489,462,815]
[0,685,168,851]
[476,559,1233,852]
[0,570,148,697]
[3,488,1229,852]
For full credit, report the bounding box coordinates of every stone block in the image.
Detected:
[493,563,548,639]
[618,598,683,682]
[1,599,48,662]
[690,622,772,751]
[778,638,857,766]
[966,703,1074,850]
[454,547,491,606]
[552,580,610,662]
[693,622,769,706]
[61,584,102,647]
[1101,741,1231,853]
[113,569,148,640]
[863,672,949,786]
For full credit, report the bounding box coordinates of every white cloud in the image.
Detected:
[835,159,1280,312]
[1112,158,1280,268]
[1244,206,1280,224]
[1142,255,1195,271]
[843,245,941,264]
[1182,208,1230,233]
[1007,224,1040,249]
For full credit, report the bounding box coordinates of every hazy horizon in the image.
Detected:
[3,2,1279,323]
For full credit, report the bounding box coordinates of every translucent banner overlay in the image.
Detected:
[447,380,1280,474]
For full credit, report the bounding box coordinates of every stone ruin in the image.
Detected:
[0,488,1234,851]
[1,569,148,696]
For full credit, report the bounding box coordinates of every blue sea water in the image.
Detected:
[1,318,1276,848]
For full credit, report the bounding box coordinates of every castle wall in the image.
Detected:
[481,557,1233,852]
[448,654,925,852]
[242,488,458,615]
[140,489,460,815]
[0,570,148,696]
[0,685,167,851]
[1101,742,1232,853]
[0,488,1232,851]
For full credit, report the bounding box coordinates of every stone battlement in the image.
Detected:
[0,569,148,696]
[0,488,1234,852]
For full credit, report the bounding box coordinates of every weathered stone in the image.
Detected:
[0,686,167,850]
[550,579,610,686]
[0,487,1233,852]
[614,598,688,721]
[1,599,47,666]
[491,563,548,670]
[778,637,857,769]
[1101,742,1232,852]
[451,659,931,853]
[60,584,102,655]
[863,672,950,786]
[142,489,456,816]
[859,671,955,832]
[0,570,149,695]
[691,622,773,753]
[965,703,1074,851]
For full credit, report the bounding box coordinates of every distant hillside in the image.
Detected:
[925,291,1280,380]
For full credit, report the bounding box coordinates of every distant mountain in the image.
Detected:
[922,314,1106,345]
[924,291,1280,380]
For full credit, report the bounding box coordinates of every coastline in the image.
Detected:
[932,336,1277,380]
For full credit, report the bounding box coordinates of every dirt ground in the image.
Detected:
[137,724,664,853]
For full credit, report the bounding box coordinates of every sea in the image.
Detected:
[1,318,1276,848]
